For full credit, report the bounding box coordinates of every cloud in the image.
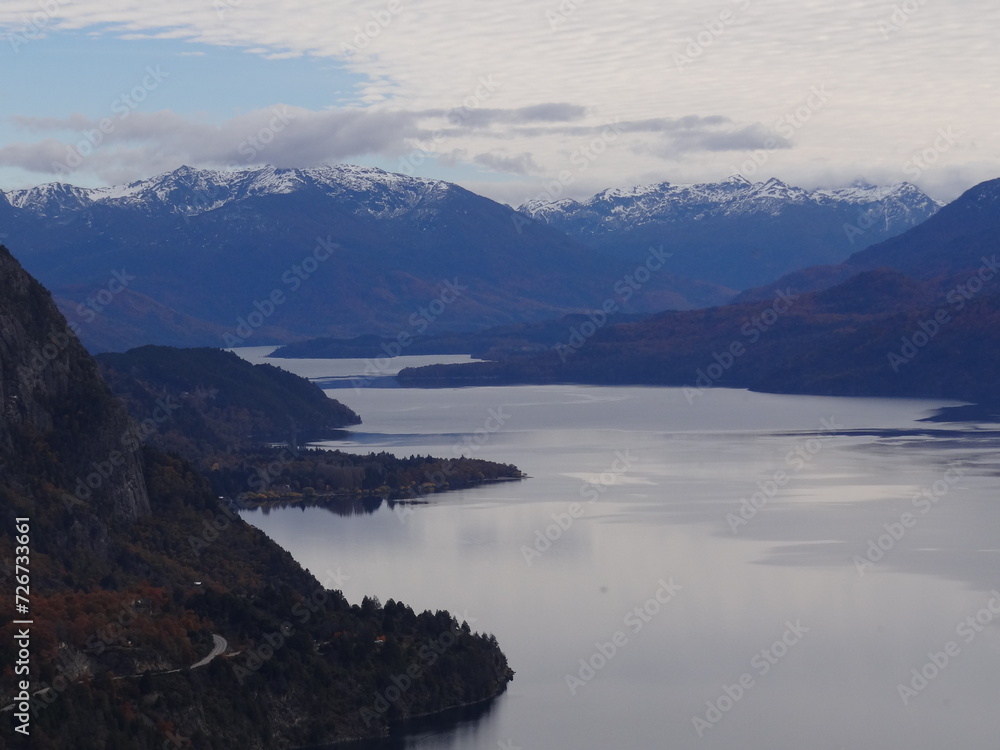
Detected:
[480,115,789,156]
[440,103,587,129]
[2,103,776,184]
[0,139,76,173]
[0,0,997,197]
[504,103,589,123]
[0,103,589,181]
[472,151,541,175]
[1,106,429,179]
[652,121,792,156]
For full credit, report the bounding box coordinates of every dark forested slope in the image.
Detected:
[0,245,513,749]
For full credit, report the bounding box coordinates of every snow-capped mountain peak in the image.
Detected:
[6,182,95,213]
[517,176,942,230]
[1,164,458,220]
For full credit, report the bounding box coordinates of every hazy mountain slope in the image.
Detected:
[398,177,1000,403]
[270,312,649,360]
[848,178,1000,279]
[400,270,1000,403]
[519,177,940,290]
[1,165,733,352]
[736,177,1000,302]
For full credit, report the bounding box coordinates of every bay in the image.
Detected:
[235,347,1000,750]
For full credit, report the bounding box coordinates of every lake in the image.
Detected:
[234,346,1000,750]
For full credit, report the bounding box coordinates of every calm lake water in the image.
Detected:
[235,347,1000,750]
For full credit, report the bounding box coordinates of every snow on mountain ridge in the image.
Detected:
[518,177,943,229]
[6,182,95,212]
[2,164,457,220]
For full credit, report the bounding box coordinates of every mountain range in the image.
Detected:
[518,176,940,289]
[1,166,937,353]
[736,177,1000,302]
[398,178,1000,405]
[0,165,725,352]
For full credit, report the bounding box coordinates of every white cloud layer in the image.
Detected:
[1,0,998,201]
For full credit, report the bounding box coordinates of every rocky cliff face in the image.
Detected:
[0,244,150,531]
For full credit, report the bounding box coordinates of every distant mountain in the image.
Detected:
[270,311,649,361]
[849,177,1000,279]
[400,177,1000,404]
[737,177,1000,302]
[518,176,941,290]
[399,271,1000,404]
[1,165,732,352]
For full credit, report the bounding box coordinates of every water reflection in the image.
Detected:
[323,699,500,750]
[233,351,1000,750]
[250,494,391,518]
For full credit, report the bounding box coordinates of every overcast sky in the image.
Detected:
[0,0,996,205]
